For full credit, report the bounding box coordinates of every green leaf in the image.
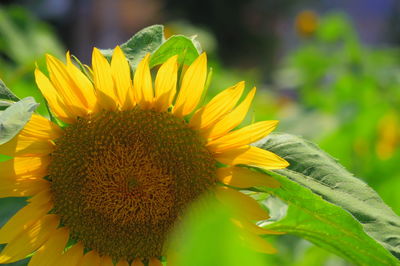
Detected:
[0,79,19,103]
[0,100,14,111]
[101,25,164,70]
[149,35,200,68]
[0,79,19,111]
[256,133,400,264]
[0,97,38,145]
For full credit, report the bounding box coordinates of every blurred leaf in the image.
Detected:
[0,97,38,145]
[169,196,265,266]
[0,8,31,64]
[0,6,63,117]
[0,7,63,64]
[256,133,400,263]
[101,25,164,70]
[316,13,353,42]
[149,35,200,67]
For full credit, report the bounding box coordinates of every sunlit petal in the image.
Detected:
[92,47,118,110]
[207,120,278,152]
[190,81,244,130]
[214,145,289,170]
[111,46,135,110]
[173,53,207,117]
[133,53,153,108]
[154,55,178,112]
[202,87,256,140]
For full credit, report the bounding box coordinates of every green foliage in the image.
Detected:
[256,133,400,264]
[0,79,19,111]
[0,97,38,145]
[259,170,399,265]
[275,12,400,216]
[101,25,201,70]
[0,79,19,102]
[0,9,399,265]
[0,6,63,116]
[0,7,62,65]
[149,35,200,67]
[101,25,165,70]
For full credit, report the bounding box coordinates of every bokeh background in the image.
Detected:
[0,0,399,265]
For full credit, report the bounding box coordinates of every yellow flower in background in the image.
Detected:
[0,47,288,265]
[295,10,318,37]
[376,111,400,160]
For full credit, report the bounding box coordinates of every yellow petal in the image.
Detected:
[0,176,49,198]
[100,256,114,266]
[189,81,245,130]
[92,47,118,110]
[133,53,153,108]
[214,145,289,170]
[27,188,52,204]
[217,166,280,188]
[207,120,278,152]
[34,68,74,123]
[0,134,55,157]
[0,157,49,197]
[131,258,145,266]
[241,232,277,254]
[65,52,98,112]
[215,187,269,221]
[0,190,52,243]
[116,260,130,266]
[46,54,89,117]
[173,53,207,117]
[79,250,101,266]
[0,156,49,179]
[0,214,59,263]
[232,219,285,235]
[149,258,163,266]
[111,46,134,110]
[28,227,69,266]
[58,242,84,266]
[20,114,63,140]
[154,55,178,112]
[202,87,256,140]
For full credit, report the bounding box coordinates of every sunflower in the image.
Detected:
[295,10,318,37]
[0,46,288,265]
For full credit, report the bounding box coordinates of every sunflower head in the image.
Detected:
[0,45,288,265]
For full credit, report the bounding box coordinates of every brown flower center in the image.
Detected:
[49,108,217,261]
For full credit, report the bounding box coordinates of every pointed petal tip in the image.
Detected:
[282,158,290,167]
[92,47,103,58]
[143,52,151,59]
[45,53,59,63]
[269,119,279,126]
[166,54,179,64]
[237,80,245,87]
[198,52,207,63]
[113,45,125,57]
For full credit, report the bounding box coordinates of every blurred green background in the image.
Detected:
[0,0,399,265]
